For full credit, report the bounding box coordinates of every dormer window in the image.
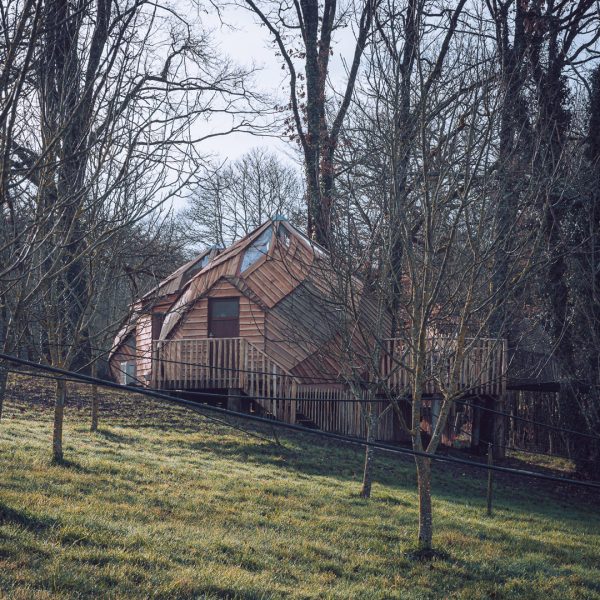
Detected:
[240,227,272,272]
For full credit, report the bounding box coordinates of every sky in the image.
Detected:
[197,3,359,165]
[200,6,289,160]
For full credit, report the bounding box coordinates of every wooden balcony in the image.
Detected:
[151,337,297,423]
[381,336,508,397]
[150,335,507,441]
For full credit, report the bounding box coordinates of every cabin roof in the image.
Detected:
[110,246,223,358]
[141,245,222,301]
[158,218,320,340]
[110,217,386,373]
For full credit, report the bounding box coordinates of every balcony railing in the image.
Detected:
[151,337,297,422]
[150,335,507,438]
[381,336,507,396]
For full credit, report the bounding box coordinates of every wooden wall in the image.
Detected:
[161,223,315,342]
[131,298,174,384]
[172,280,265,350]
[109,332,136,382]
[135,314,153,383]
[119,222,374,385]
[264,310,315,373]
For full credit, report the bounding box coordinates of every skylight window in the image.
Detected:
[295,228,327,257]
[240,228,272,272]
[185,254,210,280]
[277,224,291,248]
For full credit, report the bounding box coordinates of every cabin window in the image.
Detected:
[151,312,165,340]
[240,228,272,272]
[125,333,136,352]
[185,254,210,280]
[208,298,239,338]
[120,362,136,385]
[294,226,327,258]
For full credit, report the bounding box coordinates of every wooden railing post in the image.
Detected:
[290,379,297,424]
[151,340,157,388]
[239,338,246,390]
[201,338,207,386]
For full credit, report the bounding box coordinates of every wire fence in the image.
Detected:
[1,352,599,491]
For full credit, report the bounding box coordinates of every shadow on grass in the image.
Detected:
[95,428,139,445]
[0,502,57,533]
[184,429,415,485]
[173,422,600,519]
[50,456,96,474]
[404,546,451,562]
[89,408,600,520]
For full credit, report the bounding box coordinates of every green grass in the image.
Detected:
[0,376,599,599]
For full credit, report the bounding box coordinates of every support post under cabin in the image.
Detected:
[227,388,243,412]
[493,392,509,459]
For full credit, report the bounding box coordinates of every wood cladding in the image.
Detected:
[109,218,508,446]
[172,280,265,350]
[135,314,153,382]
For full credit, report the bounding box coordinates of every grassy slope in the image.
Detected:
[0,376,599,600]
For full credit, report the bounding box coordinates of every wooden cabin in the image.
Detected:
[109,217,507,445]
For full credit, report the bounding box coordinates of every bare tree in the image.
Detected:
[240,0,378,246]
[521,0,600,474]
[335,0,471,501]
[0,0,262,462]
[326,1,547,551]
[183,147,304,247]
[0,0,44,419]
[85,213,189,431]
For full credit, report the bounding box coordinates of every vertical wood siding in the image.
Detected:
[109,332,136,382]
[135,314,153,383]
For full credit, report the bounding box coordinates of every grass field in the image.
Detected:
[0,375,599,599]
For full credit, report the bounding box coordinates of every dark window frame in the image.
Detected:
[208,297,240,338]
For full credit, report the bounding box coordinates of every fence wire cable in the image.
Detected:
[1,353,599,491]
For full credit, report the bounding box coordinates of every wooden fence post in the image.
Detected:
[487,442,493,516]
[90,361,99,432]
[290,379,297,425]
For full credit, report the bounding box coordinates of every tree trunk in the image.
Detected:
[360,404,377,498]
[471,400,481,451]
[415,456,433,551]
[0,303,6,422]
[487,1,527,459]
[53,378,66,462]
[0,363,7,422]
[90,361,98,432]
[305,147,325,246]
[493,393,507,459]
[317,143,334,248]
